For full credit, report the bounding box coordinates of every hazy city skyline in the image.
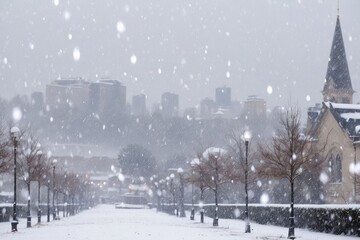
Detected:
[1,0,360,114]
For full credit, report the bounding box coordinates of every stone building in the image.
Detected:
[308,10,359,203]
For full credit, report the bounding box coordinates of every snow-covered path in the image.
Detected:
[0,204,358,240]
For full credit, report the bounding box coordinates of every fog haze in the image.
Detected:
[1,0,360,112]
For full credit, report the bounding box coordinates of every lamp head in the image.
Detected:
[244,131,252,142]
[52,159,58,166]
[10,126,20,141]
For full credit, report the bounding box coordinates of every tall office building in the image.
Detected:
[89,79,126,116]
[161,92,179,118]
[243,95,266,118]
[199,98,215,119]
[31,91,44,111]
[132,94,146,116]
[46,78,90,113]
[215,86,231,108]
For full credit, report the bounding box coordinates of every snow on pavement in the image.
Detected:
[0,204,358,240]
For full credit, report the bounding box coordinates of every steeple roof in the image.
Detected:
[323,16,352,91]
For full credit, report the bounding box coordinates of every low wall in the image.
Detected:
[184,203,360,236]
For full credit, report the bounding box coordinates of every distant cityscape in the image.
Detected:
[29,77,267,121]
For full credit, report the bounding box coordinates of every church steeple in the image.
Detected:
[322,8,354,104]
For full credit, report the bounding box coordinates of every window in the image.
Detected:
[327,152,342,183]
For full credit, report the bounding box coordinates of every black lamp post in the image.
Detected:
[10,126,20,232]
[169,174,176,215]
[244,130,252,233]
[165,176,170,213]
[159,179,165,212]
[189,159,197,220]
[47,179,50,222]
[177,168,186,217]
[52,159,57,220]
[37,151,43,224]
[26,180,31,228]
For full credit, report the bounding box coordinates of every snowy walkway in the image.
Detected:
[0,204,358,240]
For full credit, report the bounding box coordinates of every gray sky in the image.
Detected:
[1,0,359,114]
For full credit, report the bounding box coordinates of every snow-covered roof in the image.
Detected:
[202,147,227,158]
[324,102,360,138]
[324,102,360,110]
[340,112,360,120]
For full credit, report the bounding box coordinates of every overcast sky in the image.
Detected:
[1,0,359,114]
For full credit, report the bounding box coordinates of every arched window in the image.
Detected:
[327,151,342,183]
[328,153,335,182]
[334,154,342,182]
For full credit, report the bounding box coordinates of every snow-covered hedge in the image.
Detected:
[200,204,360,236]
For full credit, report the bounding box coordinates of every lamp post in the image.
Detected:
[177,168,186,217]
[189,159,197,220]
[26,179,31,228]
[244,130,252,233]
[165,176,170,213]
[10,126,20,232]
[47,179,50,222]
[169,174,176,215]
[52,159,57,220]
[159,179,165,212]
[37,150,43,224]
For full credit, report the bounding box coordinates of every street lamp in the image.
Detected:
[244,130,252,233]
[47,179,50,222]
[10,126,20,232]
[189,159,198,220]
[159,179,165,212]
[177,168,186,217]
[169,174,176,215]
[37,150,43,224]
[52,159,58,220]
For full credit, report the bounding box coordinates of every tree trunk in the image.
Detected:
[38,181,41,223]
[27,183,31,227]
[288,179,295,239]
[200,189,204,223]
[213,189,219,226]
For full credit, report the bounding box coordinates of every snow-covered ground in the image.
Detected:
[0,204,358,240]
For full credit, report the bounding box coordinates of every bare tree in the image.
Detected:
[227,128,257,233]
[66,172,82,215]
[17,130,43,227]
[195,148,233,226]
[186,158,208,223]
[257,107,325,239]
[227,128,258,185]
[32,151,51,223]
[0,123,11,174]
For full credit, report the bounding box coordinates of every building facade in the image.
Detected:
[215,86,231,109]
[132,94,147,116]
[308,11,359,203]
[46,78,90,113]
[161,92,179,118]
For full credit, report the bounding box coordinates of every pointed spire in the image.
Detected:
[322,8,353,103]
[337,0,340,17]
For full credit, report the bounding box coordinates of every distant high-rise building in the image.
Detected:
[132,94,146,116]
[161,92,179,118]
[243,95,267,134]
[215,86,231,108]
[89,79,126,116]
[183,107,197,120]
[31,91,44,111]
[199,98,215,119]
[46,78,90,112]
[244,95,266,118]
